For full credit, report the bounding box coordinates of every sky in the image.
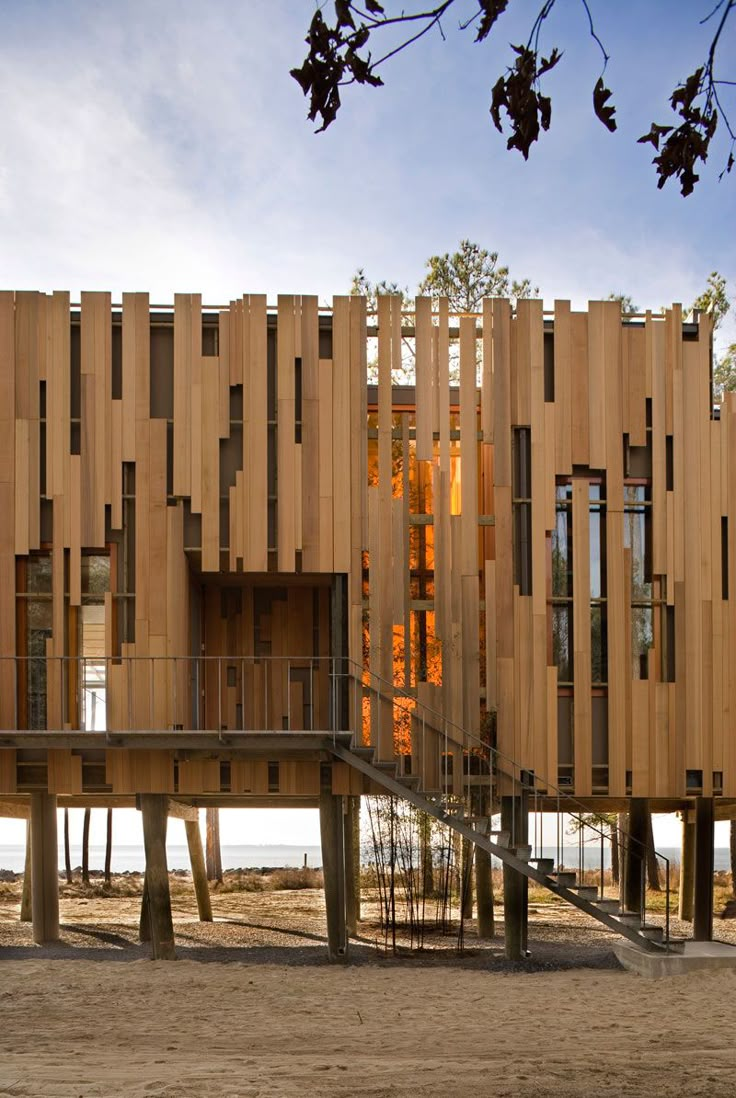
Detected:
[0,0,735,859]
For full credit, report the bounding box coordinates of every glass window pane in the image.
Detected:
[624,499,651,599]
[552,508,571,597]
[591,603,608,684]
[26,556,52,593]
[552,605,572,682]
[590,506,603,598]
[632,606,653,679]
[81,555,110,596]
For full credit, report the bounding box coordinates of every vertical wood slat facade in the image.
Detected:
[0,292,730,804]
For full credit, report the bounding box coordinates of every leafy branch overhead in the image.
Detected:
[291,0,735,195]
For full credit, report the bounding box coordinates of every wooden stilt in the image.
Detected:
[624,798,648,915]
[320,791,347,962]
[30,793,59,944]
[693,796,714,942]
[343,795,360,936]
[475,846,494,938]
[140,794,176,959]
[678,811,695,923]
[20,819,32,922]
[139,874,151,943]
[501,794,527,960]
[185,817,213,922]
[461,837,474,920]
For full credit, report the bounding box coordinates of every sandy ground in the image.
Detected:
[1,882,735,1097]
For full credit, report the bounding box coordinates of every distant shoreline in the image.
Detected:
[0,843,734,875]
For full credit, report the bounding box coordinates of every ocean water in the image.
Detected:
[0,842,732,875]
[0,843,324,875]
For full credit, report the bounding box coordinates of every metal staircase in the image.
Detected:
[332,662,680,954]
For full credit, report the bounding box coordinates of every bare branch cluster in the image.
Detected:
[291,1,735,195]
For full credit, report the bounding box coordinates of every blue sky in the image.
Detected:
[0,0,733,348]
[0,1,734,855]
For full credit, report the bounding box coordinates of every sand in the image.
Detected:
[1,883,735,1097]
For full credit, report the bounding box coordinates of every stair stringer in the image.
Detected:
[329,742,668,954]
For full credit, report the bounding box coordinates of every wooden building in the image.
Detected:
[0,291,727,957]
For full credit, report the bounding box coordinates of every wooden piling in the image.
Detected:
[30,793,59,944]
[20,820,32,922]
[624,798,648,915]
[343,795,360,936]
[693,796,714,942]
[140,793,176,959]
[320,791,347,962]
[185,817,213,922]
[678,811,695,922]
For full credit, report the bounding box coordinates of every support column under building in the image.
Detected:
[320,791,348,962]
[475,786,494,938]
[624,798,648,916]
[185,818,213,922]
[140,794,176,960]
[693,796,714,942]
[678,812,695,923]
[501,793,528,961]
[475,847,494,938]
[20,819,32,923]
[30,793,59,944]
[343,795,360,937]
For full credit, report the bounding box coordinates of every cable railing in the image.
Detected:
[1,652,672,943]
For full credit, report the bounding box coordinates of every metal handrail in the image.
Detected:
[339,657,672,940]
[4,651,671,940]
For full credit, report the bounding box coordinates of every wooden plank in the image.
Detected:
[190,339,203,515]
[459,315,478,578]
[627,326,647,448]
[527,300,546,619]
[245,295,268,571]
[650,317,667,575]
[631,679,650,796]
[47,750,83,795]
[14,420,29,556]
[587,301,607,469]
[332,296,351,572]
[0,293,16,729]
[110,398,123,530]
[201,355,220,572]
[300,296,320,570]
[481,298,493,443]
[438,298,450,475]
[682,340,703,775]
[318,358,334,573]
[484,560,497,711]
[570,313,589,466]
[218,310,231,439]
[173,294,200,497]
[148,419,168,638]
[607,511,626,797]
[277,295,296,571]
[553,300,572,473]
[69,455,82,606]
[492,299,511,487]
[572,478,592,796]
[514,301,531,426]
[415,296,433,460]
